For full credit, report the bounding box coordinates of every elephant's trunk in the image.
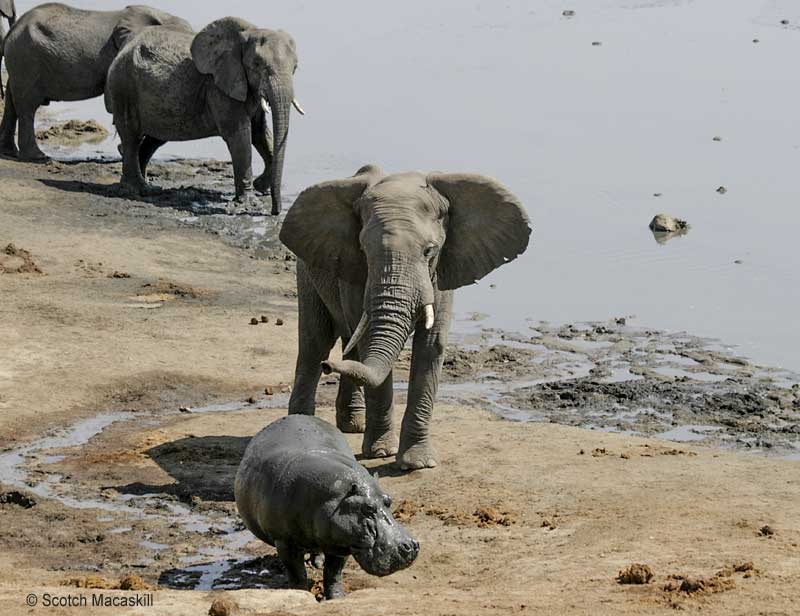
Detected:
[322,255,435,389]
[265,74,292,216]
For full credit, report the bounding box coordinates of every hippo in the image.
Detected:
[235,415,419,599]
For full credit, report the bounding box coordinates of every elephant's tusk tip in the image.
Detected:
[260,97,271,114]
[292,98,305,115]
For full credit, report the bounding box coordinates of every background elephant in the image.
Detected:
[105,16,302,214]
[0,3,191,161]
[0,0,16,97]
[280,165,532,470]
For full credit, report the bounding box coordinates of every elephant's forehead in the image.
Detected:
[364,172,444,213]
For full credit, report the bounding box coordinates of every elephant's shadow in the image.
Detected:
[39,175,248,215]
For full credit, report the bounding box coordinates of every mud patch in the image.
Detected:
[36,120,109,145]
[394,499,516,528]
[0,243,43,274]
[61,574,155,591]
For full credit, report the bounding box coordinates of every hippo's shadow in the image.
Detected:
[110,435,251,503]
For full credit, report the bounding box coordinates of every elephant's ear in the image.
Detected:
[112,7,190,50]
[0,0,15,21]
[191,17,254,103]
[427,173,531,291]
[280,174,374,284]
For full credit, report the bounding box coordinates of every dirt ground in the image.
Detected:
[1,156,799,615]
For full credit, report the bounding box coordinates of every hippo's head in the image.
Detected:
[328,476,419,576]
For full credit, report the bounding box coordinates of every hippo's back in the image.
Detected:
[235,415,361,546]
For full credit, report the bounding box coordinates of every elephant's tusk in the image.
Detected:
[292,97,305,115]
[423,305,435,330]
[260,97,271,115]
[343,312,370,356]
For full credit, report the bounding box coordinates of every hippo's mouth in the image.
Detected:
[352,539,420,577]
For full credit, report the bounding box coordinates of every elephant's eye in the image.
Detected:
[423,245,438,259]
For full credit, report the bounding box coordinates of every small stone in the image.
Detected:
[734,259,743,265]
[759,524,775,536]
[208,596,239,616]
[179,406,192,413]
[615,317,627,325]
[264,386,274,396]
[275,318,284,326]
[250,318,259,325]
[712,136,722,141]
[753,38,760,43]
[716,185,727,194]
[592,41,602,46]
[562,9,575,17]
[260,315,269,323]
[617,563,655,584]
[649,214,689,233]
[247,396,257,404]
[781,19,789,25]
[653,192,662,197]
[489,284,496,289]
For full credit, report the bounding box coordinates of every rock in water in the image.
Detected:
[649,214,689,233]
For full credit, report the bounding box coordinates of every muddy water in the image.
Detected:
[23,0,800,370]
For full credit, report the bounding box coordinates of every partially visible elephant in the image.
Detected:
[0,0,16,97]
[0,3,192,161]
[105,17,303,214]
[280,165,532,470]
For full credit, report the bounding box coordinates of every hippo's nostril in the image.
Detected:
[400,539,418,555]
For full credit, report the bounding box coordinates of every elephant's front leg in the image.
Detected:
[220,121,258,210]
[397,290,453,470]
[251,110,273,196]
[362,370,398,459]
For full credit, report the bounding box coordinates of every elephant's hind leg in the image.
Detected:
[0,85,18,158]
[288,265,336,416]
[139,136,166,180]
[16,101,47,162]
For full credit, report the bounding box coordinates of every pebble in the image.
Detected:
[178,406,192,413]
[653,192,662,197]
[591,41,602,46]
[250,317,259,325]
[276,318,284,326]
[562,10,575,17]
[247,396,257,404]
[712,136,722,142]
[734,259,743,265]
[265,386,274,395]
[753,38,760,43]
[260,315,269,323]
[781,19,789,25]
[716,186,727,194]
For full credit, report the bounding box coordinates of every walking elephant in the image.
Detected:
[279,165,532,470]
[105,17,303,214]
[0,0,16,97]
[0,3,192,161]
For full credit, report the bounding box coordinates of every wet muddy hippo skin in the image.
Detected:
[104,16,303,214]
[0,2,191,161]
[235,414,419,599]
[280,165,531,470]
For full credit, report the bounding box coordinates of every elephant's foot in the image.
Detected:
[253,173,271,194]
[18,147,50,163]
[0,141,19,159]
[228,192,267,215]
[119,178,149,197]
[362,426,398,459]
[396,440,439,471]
[324,583,346,601]
[336,408,365,434]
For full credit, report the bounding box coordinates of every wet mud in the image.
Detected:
[36,120,109,145]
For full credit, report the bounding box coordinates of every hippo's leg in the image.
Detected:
[335,339,366,433]
[323,553,348,600]
[362,369,398,458]
[288,266,336,416]
[276,539,308,590]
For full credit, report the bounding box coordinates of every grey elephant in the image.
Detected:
[0,0,16,97]
[105,16,302,214]
[279,165,531,470]
[0,3,192,161]
[236,414,419,599]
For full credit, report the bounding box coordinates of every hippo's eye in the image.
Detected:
[383,495,392,508]
[362,503,378,516]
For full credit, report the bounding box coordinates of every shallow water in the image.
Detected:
[26,0,800,370]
